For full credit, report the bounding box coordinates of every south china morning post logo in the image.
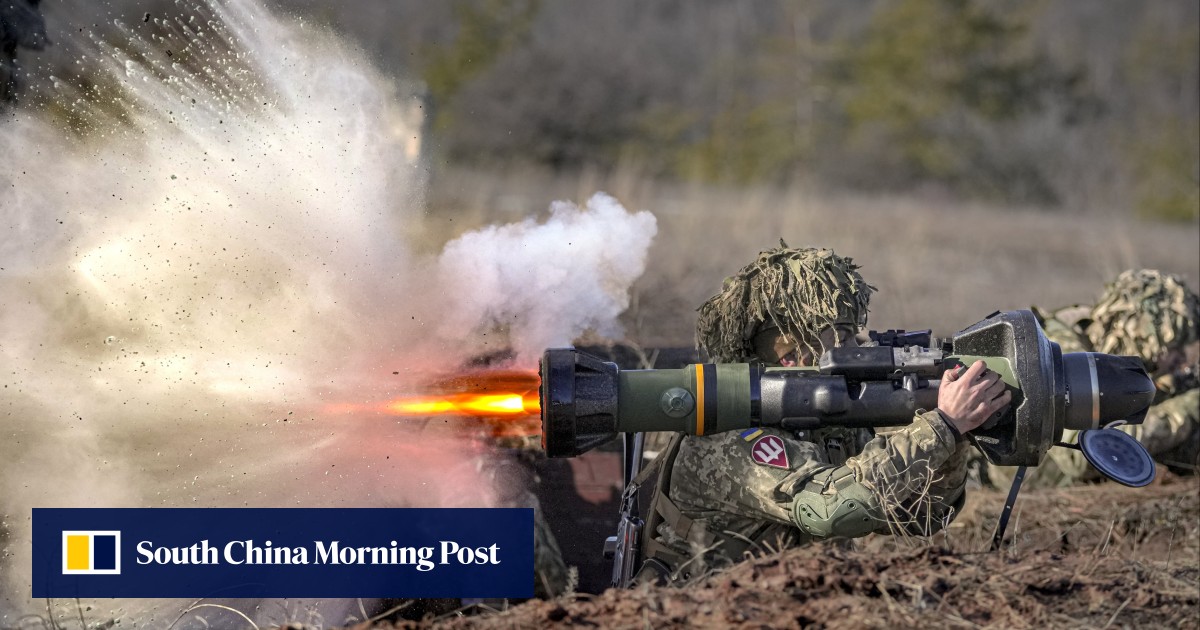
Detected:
[33,508,534,598]
[61,531,121,575]
[131,537,498,570]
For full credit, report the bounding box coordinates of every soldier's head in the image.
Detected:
[1085,269,1200,374]
[696,244,874,366]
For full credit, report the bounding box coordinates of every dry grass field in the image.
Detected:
[416,165,1200,348]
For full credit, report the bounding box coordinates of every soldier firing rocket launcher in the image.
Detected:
[542,310,1160,583]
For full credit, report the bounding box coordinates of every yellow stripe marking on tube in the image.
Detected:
[695,364,706,436]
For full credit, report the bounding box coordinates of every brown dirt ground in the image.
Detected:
[363,475,1199,630]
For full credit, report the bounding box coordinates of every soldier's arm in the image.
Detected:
[788,411,969,539]
[788,359,1013,539]
[1134,388,1200,457]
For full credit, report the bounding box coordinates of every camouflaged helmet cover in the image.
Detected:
[1085,269,1200,371]
[696,244,875,362]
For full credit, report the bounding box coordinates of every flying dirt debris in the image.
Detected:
[0,0,657,625]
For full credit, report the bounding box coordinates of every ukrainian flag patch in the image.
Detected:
[740,428,764,442]
[62,531,121,575]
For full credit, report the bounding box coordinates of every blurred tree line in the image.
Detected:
[22,0,1200,220]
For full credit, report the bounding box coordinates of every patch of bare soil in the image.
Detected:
[364,476,1198,630]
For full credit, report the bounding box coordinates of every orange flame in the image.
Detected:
[326,369,542,438]
[385,392,540,417]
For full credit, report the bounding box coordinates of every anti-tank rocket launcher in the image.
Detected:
[541,310,1156,474]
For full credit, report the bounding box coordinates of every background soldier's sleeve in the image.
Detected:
[785,411,968,539]
[1035,309,1092,354]
[1050,388,1200,481]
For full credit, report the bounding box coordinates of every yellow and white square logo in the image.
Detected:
[62,531,121,575]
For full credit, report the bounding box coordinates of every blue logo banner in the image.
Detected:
[33,508,534,598]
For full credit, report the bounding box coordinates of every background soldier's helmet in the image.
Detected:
[695,244,874,362]
[1085,269,1200,371]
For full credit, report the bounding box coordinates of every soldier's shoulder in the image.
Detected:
[1032,304,1093,352]
[1051,304,1093,329]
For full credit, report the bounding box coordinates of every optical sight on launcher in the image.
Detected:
[540,310,1155,467]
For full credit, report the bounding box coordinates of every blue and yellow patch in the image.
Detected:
[740,428,764,442]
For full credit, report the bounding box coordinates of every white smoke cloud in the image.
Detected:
[0,0,657,626]
[437,193,658,364]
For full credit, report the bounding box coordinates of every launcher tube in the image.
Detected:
[539,310,1156,465]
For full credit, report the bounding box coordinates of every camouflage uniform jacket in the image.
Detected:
[990,306,1200,488]
[639,411,971,582]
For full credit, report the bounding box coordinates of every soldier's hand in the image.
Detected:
[937,360,1012,435]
